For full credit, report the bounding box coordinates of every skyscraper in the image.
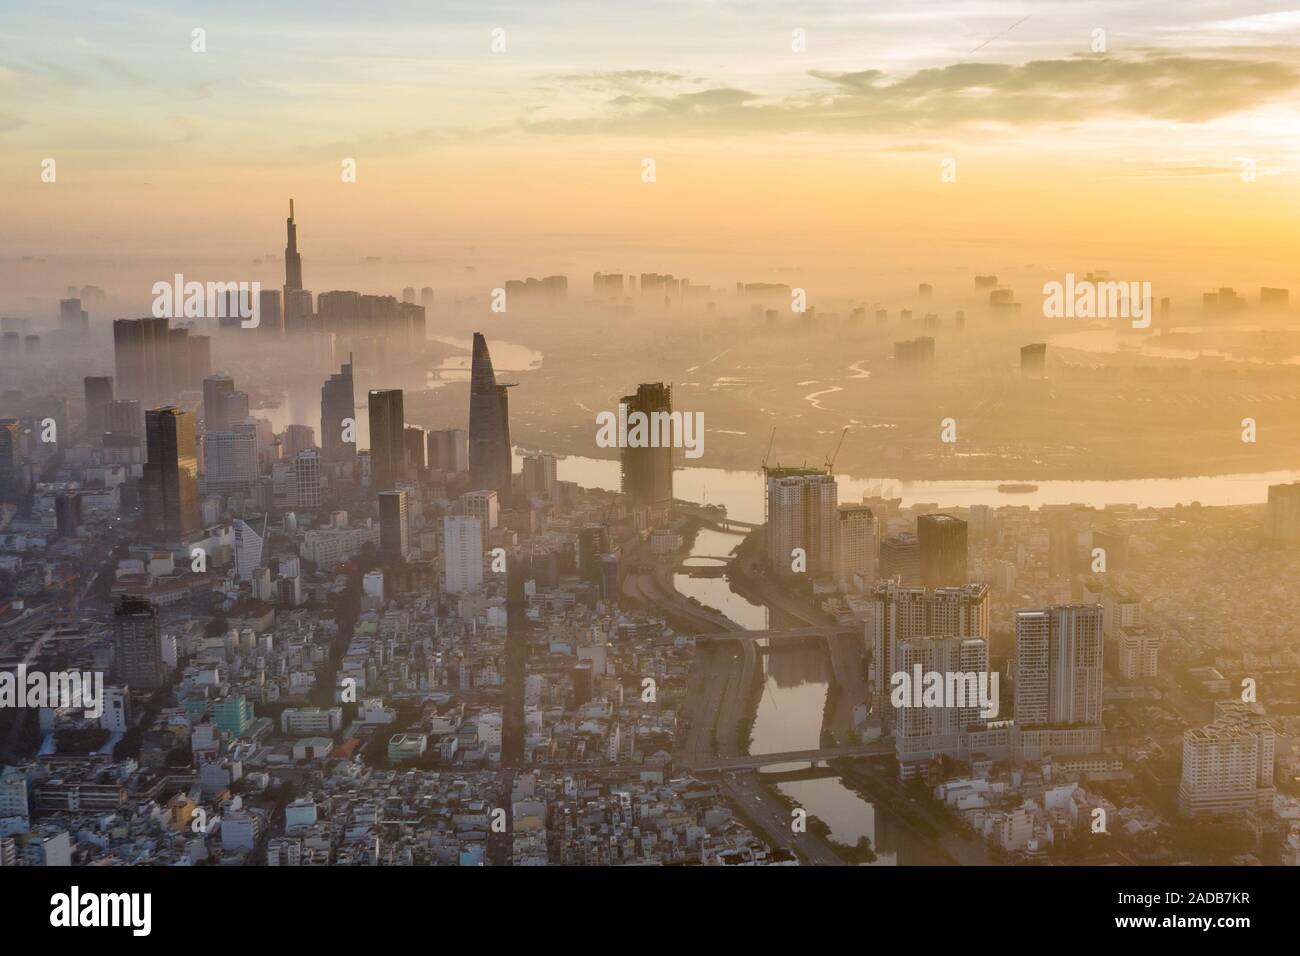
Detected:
[879,532,920,585]
[1178,702,1276,818]
[619,382,674,506]
[444,515,483,594]
[113,595,166,690]
[320,355,356,465]
[578,523,609,583]
[893,635,991,774]
[462,489,500,531]
[204,423,259,495]
[427,428,468,473]
[918,513,968,588]
[83,376,114,438]
[142,406,199,543]
[468,332,513,500]
[0,419,20,498]
[293,449,321,509]
[378,490,409,561]
[367,388,405,492]
[233,517,266,582]
[284,198,303,296]
[404,424,426,473]
[521,453,558,498]
[1013,604,1104,728]
[283,200,312,334]
[766,468,837,577]
[834,503,877,583]
[1266,481,1300,543]
[202,372,236,433]
[870,582,990,732]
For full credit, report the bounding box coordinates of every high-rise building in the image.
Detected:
[468,333,513,500]
[1013,605,1104,729]
[284,198,303,319]
[578,523,609,583]
[404,425,426,473]
[204,424,259,496]
[521,453,558,498]
[1266,481,1300,543]
[259,288,283,337]
[233,517,266,582]
[60,297,89,327]
[869,582,989,732]
[619,382,674,506]
[427,428,468,473]
[879,532,920,585]
[766,468,837,577]
[0,419,17,497]
[1178,702,1276,818]
[281,424,316,460]
[293,449,321,509]
[1020,343,1047,376]
[834,504,877,583]
[367,388,405,492]
[113,595,166,690]
[1116,626,1160,681]
[200,374,231,428]
[462,489,500,531]
[83,376,114,438]
[918,513,968,588]
[443,515,483,594]
[378,490,409,561]
[104,400,142,438]
[893,635,991,774]
[320,355,356,465]
[142,406,199,543]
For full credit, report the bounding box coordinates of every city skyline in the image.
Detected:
[3,0,1300,900]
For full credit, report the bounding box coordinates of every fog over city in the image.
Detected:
[0,5,1297,920]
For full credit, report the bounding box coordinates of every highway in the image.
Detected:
[720,773,843,866]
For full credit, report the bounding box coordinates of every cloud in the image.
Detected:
[522,52,1300,136]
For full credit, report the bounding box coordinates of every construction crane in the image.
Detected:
[824,426,849,475]
[760,427,777,474]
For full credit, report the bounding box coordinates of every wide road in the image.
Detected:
[720,773,842,866]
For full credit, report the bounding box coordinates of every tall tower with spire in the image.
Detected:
[468,332,514,500]
[284,199,302,293]
[283,199,307,333]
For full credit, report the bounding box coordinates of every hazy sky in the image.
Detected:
[3,1,1299,297]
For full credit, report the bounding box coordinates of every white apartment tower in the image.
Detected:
[1178,702,1276,817]
[1014,604,1104,728]
[834,503,877,584]
[443,515,484,594]
[766,468,837,577]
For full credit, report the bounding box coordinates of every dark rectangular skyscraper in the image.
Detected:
[83,376,114,438]
[321,354,356,465]
[202,372,235,433]
[367,388,406,492]
[918,513,968,588]
[620,382,674,506]
[879,532,920,585]
[378,489,409,560]
[113,595,166,690]
[468,332,513,499]
[142,406,199,543]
